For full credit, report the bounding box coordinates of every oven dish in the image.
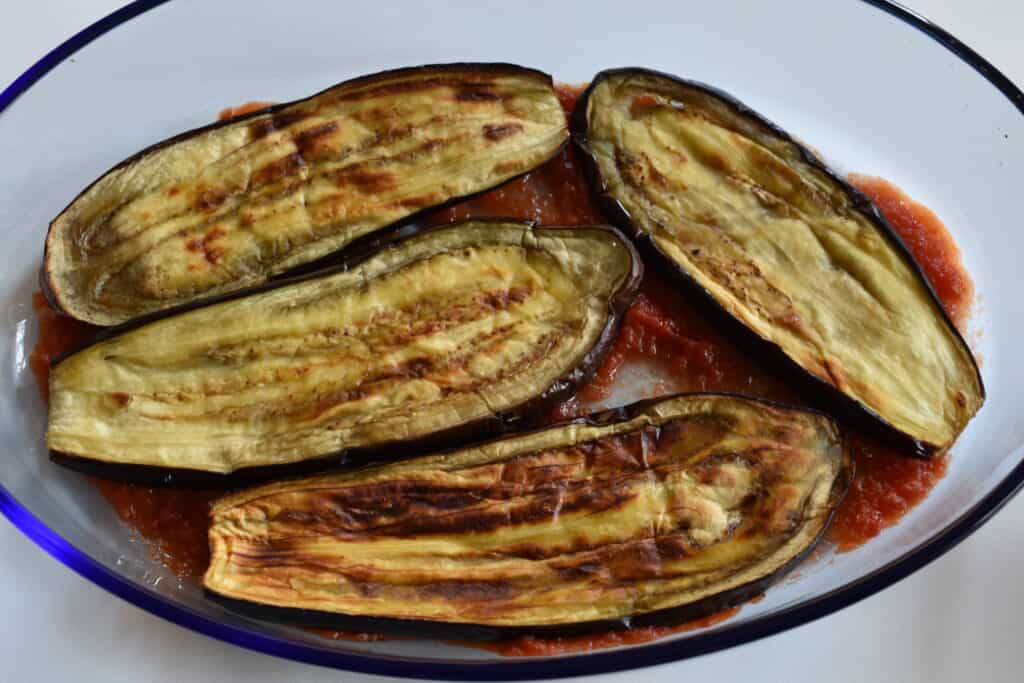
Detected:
[0,1,1016,679]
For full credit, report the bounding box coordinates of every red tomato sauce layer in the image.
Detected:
[472,606,741,657]
[29,85,974,654]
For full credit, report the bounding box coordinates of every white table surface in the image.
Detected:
[2,2,1022,681]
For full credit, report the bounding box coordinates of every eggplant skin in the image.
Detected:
[204,393,850,636]
[42,63,569,326]
[47,220,641,483]
[572,68,983,454]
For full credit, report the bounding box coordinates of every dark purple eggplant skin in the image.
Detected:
[39,62,569,324]
[49,219,643,487]
[570,67,984,457]
[204,391,851,640]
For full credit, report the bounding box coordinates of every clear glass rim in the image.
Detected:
[2,1,1022,679]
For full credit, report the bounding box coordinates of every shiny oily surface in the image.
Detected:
[43,65,568,326]
[577,70,982,453]
[1,0,1016,676]
[47,221,637,475]
[205,394,848,629]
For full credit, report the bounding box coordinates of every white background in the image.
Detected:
[2,2,1022,681]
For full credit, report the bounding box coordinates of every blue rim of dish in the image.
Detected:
[1,0,1022,679]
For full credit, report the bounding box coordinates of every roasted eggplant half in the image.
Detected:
[204,393,850,636]
[43,63,569,326]
[573,68,983,454]
[47,220,640,482]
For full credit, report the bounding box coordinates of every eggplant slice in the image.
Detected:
[47,220,640,481]
[43,63,569,326]
[573,68,983,454]
[204,393,850,636]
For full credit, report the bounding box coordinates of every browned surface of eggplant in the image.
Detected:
[43,64,569,326]
[47,221,640,481]
[204,393,850,635]
[572,68,983,454]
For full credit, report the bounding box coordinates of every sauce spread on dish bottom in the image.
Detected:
[468,606,742,657]
[29,84,975,653]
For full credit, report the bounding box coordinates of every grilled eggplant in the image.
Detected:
[204,393,850,636]
[43,64,569,326]
[573,68,983,454]
[47,220,640,481]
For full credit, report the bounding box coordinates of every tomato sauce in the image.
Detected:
[572,274,800,406]
[28,292,96,402]
[91,480,218,579]
[27,83,975,653]
[472,606,741,657]
[217,101,275,121]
